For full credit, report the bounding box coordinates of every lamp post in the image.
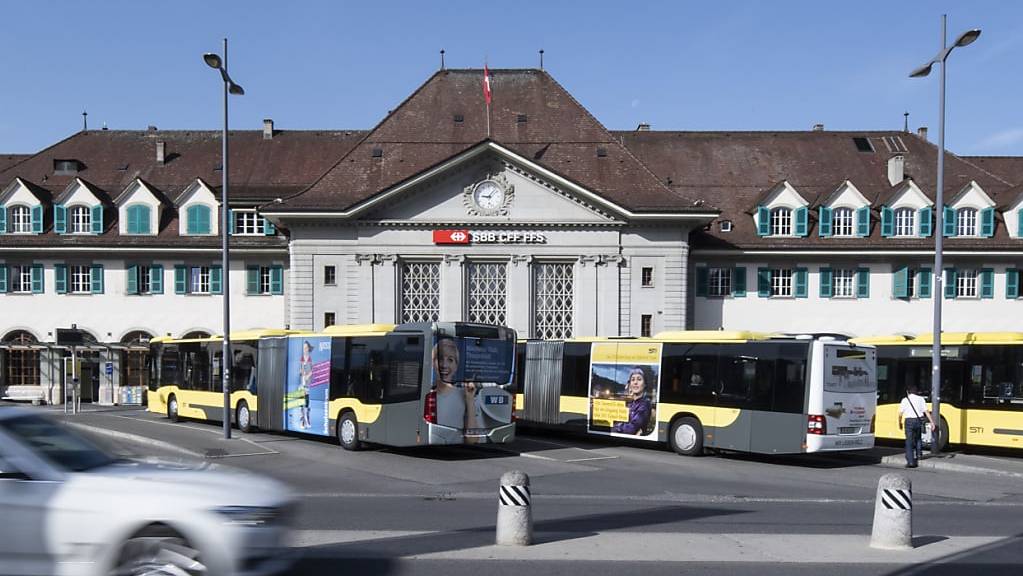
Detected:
[204,39,245,440]
[910,15,980,455]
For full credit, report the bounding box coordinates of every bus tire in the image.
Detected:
[167,395,179,423]
[236,401,253,433]
[337,412,361,451]
[670,416,704,456]
[935,416,949,452]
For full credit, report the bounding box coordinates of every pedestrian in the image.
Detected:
[898,383,935,468]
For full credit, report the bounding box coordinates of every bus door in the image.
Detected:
[712,344,753,452]
[255,337,288,432]
[521,341,564,425]
[384,333,425,446]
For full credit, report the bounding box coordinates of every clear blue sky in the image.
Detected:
[2,1,1021,156]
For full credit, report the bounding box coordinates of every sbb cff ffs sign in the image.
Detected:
[432,230,547,245]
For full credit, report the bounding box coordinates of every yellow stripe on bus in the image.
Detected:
[330,398,382,424]
[553,396,741,429]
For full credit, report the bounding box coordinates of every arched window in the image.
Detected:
[182,331,211,339]
[120,331,153,389]
[70,205,92,234]
[832,207,854,237]
[3,330,40,386]
[770,207,792,236]
[894,208,916,237]
[126,204,152,234]
[186,205,212,235]
[957,208,978,237]
[10,205,32,233]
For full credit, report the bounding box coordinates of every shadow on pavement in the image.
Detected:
[883,533,1023,576]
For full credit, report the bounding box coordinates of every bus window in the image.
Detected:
[513,343,525,394]
[348,337,387,403]
[561,342,591,397]
[231,343,257,393]
[384,335,422,403]
[209,346,224,393]
[717,344,752,407]
[329,337,350,399]
[772,343,808,413]
[660,344,717,404]
[179,343,210,391]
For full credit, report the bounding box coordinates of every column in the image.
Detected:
[598,255,624,337]
[353,254,374,324]
[507,255,531,336]
[374,254,397,324]
[576,256,600,337]
[441,254,465,321]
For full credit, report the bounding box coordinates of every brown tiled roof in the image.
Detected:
[0,155,30,172]
[275,69,703,213]
[962,156,1023,185]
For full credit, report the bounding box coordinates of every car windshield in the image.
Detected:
[0,414,117,472]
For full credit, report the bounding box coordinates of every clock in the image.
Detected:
[473,180,505,211]
[463,172,514,216]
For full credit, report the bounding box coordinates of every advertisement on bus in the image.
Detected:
[820,345,876,445]
[588,342,662,440]
[286,337,332,436]
[431,336,514,441]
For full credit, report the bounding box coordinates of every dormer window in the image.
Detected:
[53,159,80,175]
[832,207,854,237]
[770,207,792,236]
[10,205,32,233]
[70,206,92,234]
[185,204,212,235]
[894,208,916,237]
[125,204,152,235]
[957,207,978,237]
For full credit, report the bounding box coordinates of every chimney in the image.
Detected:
[887,154,905,186]
[156,141,166,164]
[636,123,651,131]
[917,126,928,141]
[813,123,824,131]
[263,118,274,140]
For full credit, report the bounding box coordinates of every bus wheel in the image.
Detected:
[337,412,361,451]
[236,401,252,433]
[670,417,704,456]
[935,416,949,452]
[167,395,179,422]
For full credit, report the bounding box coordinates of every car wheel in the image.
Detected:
[236,401,252,433]
[337,412,361,451]
[670,416,704,456]
[167,395,179,423]
[111,528,206,576]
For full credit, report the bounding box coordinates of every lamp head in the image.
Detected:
[909,62,933,78]
[954,29,981,48]
[229,83,245,96]
[203,53,222,70]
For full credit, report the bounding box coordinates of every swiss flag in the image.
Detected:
[483,65,492,105]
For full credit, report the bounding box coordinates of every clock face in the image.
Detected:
[473,180,505,211]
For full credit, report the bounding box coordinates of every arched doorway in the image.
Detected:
[182,330,211,339]
[120,331,152,405]
[3,330,41,387]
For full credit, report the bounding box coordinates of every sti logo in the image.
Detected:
[433,229,471,244]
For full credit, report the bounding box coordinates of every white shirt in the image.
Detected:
[898,393,928,419]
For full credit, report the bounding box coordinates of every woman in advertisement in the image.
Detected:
[298,340,313,429]
[612,366,654,436]
[432,337,480,441]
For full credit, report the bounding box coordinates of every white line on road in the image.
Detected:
[108,413,279,455]
[563,456,619,463]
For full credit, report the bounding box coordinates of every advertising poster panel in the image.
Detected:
[588,342,662,440]
[286,337,331,436]
[431,336,514,441]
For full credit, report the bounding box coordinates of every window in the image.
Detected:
[770,268,793,297]
[770,208,792,236]
[69,206,92,234]
[70,265,91,294]
[833,208,854,237]
[324,265,336,286]
[3,330,40,387]
[832,269,855,298]
[190,266,211,294]
[10,206,31,233]
[324,312,336,328]
[957,269,979,298]
[641,315,652,338]
[708,268,731,297]
[186,204,212,235]
[245,265,282,295]
[127,265,162,295]
[467,262,507,325]
[533,262,574,339]
[641,267,654,287]
[957,208,978,237]
[400,261,440,323]
[895,208,915,237]
[907,270,916,298]
[232,210,266,235]
[125,205,152,234]
[10,265,33,294]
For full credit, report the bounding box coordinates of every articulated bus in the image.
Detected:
[147,322,518,449]
[514,332,877,456]
[851,332,1023,451]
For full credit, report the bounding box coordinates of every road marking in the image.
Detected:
[564,455,619,463]
[107,413,279,454]
[519,452,557,461]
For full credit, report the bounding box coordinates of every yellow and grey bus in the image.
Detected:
[514,332,877,456]
[851,332,1023,451]
[148,322,518,449]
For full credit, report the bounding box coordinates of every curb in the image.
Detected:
[66,421,204,459]
[878,453,1023,478]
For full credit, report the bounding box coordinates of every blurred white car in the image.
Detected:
[0,406,295,576]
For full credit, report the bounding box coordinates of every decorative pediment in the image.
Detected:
[886,179,932,210]
[55,178,104,207]
[114,178,162,207]
[822,180,870,209]
[0,177,48,206]
[759,181,809,209]
[175,178,217,207]
[948,180,996,209]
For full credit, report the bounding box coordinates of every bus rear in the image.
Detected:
[806,340,876,452]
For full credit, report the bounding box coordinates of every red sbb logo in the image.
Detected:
[433,229,471,244]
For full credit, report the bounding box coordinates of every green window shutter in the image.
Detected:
[246,266,259,295]
[856,207,870,237]
[127,205,139,233]
[174,265,187,294]
[210,265,223,294]
[270,265,284,295]
[856,268,870,298]
[0,206,6,233]
[893,266,909,299]
[918,268,932,299]
[126,264,138,295]
[228,209,235,235]
[819,268,833,298]
[1018,210,1023,237]
[756,206,770,236]
[139,205,152,234]
[795,268,808,298]
[55,264,67,294]
[1007,269,1020,299]
[919,207,933,237]
[90,264,104,294]
[186,206,198,234]
[91,204,103,234]
[818,207,832,237]
[54,205,67,234]
[794,206,808,237]
[943,206,956,237]
[732,267,747,297]
[980,268,994,299]
[188,205,211,234]
[980,207,995,238]
[757,268,771,297]
[31,205,43,233]
[695,267,708,297]
[30,264,44,294]
[880,206,894,237]
[944,268,957,299]
[263,217,276,236]
[150,265,164,294]
[0,266,7,293]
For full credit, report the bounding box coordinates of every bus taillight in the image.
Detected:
[424,390,437,424]
[870,414,875,433]
[807,414,826,435]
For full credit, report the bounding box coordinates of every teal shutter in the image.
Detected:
[856,207,870,237]
[127,205,139,233]
[228,209,235,234]
[55,264,67,294]
[126,265,138,295]
[918,268,932,299]
[90,264,104,294]
[54,205,67,234]
[944,268,957,299]
[31,205,42,233]
[246,266,259,295]
[186,206,197,234]
[1007,269,1020,299]
[1018,210,1023,237]
[818,207,832,237]
[210,265,222,294]
[794,206,808,237]
[732,267,747,297]
[0,206,6,233]
[756,206,770,236]
[795,268,808,298]
[263,217,276,236]
[29,264,42,293]
[174,265,187,294]
[980,268,994,299]
[881,206,894,237]
[757,268,771,297]
[980,207,995,238]
[270,265,284,295]
[150,265,164,294]
[919,207,933,237]
[695,267,708,297]
[187,205,212,234]
[0,266,6,293]
[856,268,870,298]
[91,204,103,234]
[943,206,956,237]
[893,266,909,299]
[819,268,833,298]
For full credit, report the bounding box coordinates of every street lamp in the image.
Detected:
[909,15,979,455]
[204,38,245,440]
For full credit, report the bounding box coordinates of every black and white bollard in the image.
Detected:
[496,470,532,546]
[870,473,913,550]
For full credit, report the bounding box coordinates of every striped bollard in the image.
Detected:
[496,470,532,545]
[869,473,913,549]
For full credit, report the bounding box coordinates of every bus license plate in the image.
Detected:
[839,426,860,435]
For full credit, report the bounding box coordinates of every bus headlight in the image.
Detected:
[213,506,282,526]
